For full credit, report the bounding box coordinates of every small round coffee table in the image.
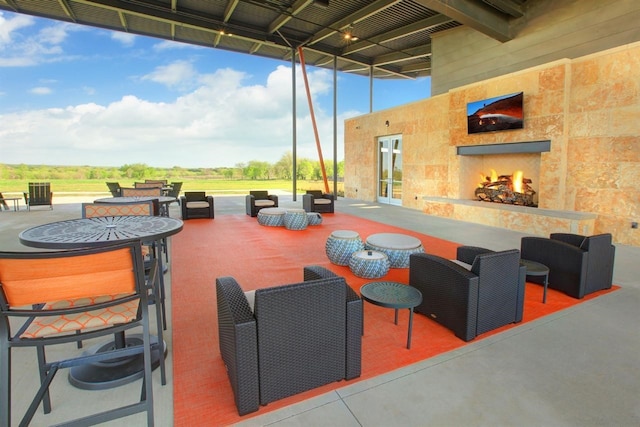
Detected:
[360,281,423,349]
[520,259,550,303]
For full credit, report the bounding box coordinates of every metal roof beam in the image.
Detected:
[372,45,431,66]
[267,0,313,34]
[413,0,512,42]
[342,14,451,55]
[305,0,401,45]
[57,0,77,21]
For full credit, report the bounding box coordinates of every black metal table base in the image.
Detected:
[68,334,166,390]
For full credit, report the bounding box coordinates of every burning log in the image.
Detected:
[475,170,537,206]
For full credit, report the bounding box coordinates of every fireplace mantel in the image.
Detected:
[457,140,550,156]
[422,197,596,236]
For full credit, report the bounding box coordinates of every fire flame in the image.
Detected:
[513,170,524,193]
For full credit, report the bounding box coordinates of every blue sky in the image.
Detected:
[0,11,431,168]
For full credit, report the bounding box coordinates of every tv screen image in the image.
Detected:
[467,92,523,134]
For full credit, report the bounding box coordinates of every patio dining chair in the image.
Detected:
[23,182,53,210]
[106,182,121,197]
[120,187,163,198]
[82,201,169,334]
[135,182,163,189]
[0,242,159,426]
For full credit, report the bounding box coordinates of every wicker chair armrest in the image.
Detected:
[409,253,479,341]
[303,265,361,379]
[550,233,586,247]
[456,246,494,265]
[215,276,259,415]
[303,265,338,281]
[345,285,362,379]
[267,195,279,205]
[521,237,589,298]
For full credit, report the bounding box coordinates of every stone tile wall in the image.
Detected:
[344,42,640,246]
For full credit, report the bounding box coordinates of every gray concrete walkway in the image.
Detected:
[1,194,638,426]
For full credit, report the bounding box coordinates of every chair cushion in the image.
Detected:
[21,294,139,338]
[314,199,332,205]
[186,201,210,209]
[255,200,276,207]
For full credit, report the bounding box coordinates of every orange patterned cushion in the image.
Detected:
[84,204,153,217]
[20,294,139,339]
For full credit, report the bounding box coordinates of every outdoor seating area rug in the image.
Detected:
[170,213,618,426]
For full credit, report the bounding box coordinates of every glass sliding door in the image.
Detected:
[377,135,403,205]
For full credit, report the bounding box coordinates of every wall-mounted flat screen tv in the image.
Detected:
[467,92,523,134]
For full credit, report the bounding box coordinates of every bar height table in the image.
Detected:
[19,215,183,389]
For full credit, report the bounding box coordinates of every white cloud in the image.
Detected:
[30,87,52,95]
[0,11,33,45]
[141,60,199,90]
[0,64,353,168]
[0,13,72,66]
[153,39,200,51]
[111,31,136,47]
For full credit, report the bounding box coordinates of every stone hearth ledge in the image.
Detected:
[422,197,596,237]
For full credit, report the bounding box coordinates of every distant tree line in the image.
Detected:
[0,152,344,181]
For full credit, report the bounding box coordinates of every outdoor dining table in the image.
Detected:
[19,215,183,390]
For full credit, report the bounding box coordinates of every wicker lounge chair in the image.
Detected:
[409,247,525,342]
[245,190,278,217]
[521,233,615,299]
[216,265,362,415]
[180,191,214,219]
[302,190,335,213]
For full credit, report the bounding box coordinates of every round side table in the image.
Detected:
[326,230,364,266]
[520,259,550,303]
[349,250,390,278]
[360,281,423,349]
[307,212,323,225]
[283,208,308,230]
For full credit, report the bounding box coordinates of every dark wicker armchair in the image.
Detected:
[245,190,278,217]
[302,190,335,213]
[216,266,362,415]
[180,191,214,219]
[521,233,615,299]
[409,247,525,342]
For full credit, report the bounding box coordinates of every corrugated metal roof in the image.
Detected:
[0,0,531,79]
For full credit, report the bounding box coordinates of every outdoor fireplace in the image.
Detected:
[456,141,550,208]
[475,169,537,206]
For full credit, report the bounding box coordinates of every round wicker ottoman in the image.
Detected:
[349,250,390,278]
[365,233,424,268]
[283,209,308,230]
[326,230,365,266]
[257,207,286,226]
[307,212,323,225]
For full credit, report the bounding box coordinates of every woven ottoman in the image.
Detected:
[257,207,286,226]
[307,212,323,225]
[349,250,390,279]
[283,209,308,230]
[326,230,365,266]
[365,233,425,268]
